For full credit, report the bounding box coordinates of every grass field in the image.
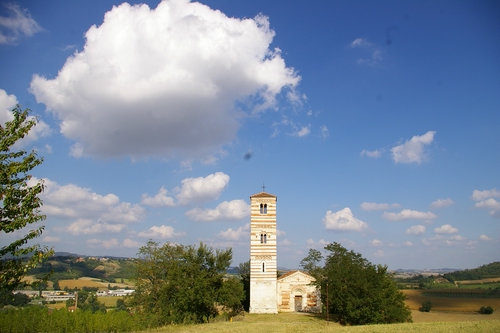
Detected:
[403,289,500,312]
[140,313,500,333]
[58,277,134,290]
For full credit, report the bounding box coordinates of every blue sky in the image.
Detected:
[1,0,499,270]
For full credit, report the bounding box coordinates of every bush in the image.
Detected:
[479,306,494,314]
[420,300,432,312]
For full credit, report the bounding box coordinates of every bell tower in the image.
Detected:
[249,191,278,314]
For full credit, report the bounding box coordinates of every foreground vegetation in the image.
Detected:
[1,309,498,333]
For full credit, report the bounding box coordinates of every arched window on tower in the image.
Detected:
[260,203,263,214]
[264,204,267,214]
[260,233,267,244]
[262,262,265,272]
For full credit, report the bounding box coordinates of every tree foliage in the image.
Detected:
[131,241,242,324]
[420,300,432,312]
[443,261,500,281]
[0,106,53,290]
[300,242,412,325]
[236,260,250,311]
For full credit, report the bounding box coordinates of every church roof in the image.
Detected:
[250,191,277,199]
[277,270,315,281]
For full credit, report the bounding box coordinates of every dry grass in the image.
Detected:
[58,277,108,289]
[143,313,500,333]
[403,289,500,312]
[57,277,134,290]
[97,296,125,307]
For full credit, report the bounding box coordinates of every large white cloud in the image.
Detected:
[30,0,301,159]
[323,208,368,232]
[382,209,437,222]
[391,131,435,164]
[0,3,41,44]
[185,199,250,222]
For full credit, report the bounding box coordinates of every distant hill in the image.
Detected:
[443,262,500,281]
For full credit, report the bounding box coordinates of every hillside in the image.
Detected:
[28,255,137,284]
[444,262,500,281]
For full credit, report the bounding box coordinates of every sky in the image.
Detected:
[0,0,499,270]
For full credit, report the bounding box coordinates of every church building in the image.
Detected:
[249,191,321,314]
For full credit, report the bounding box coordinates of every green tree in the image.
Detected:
[420,300,432,312]
[236,260,250,311]
[218,276,245,316]
[132,240,237,324]
[300,242,412,325]
[0,106,53,290]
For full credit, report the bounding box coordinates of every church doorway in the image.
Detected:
[294,295,303,312]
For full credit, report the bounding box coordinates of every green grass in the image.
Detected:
[140,313,500,333]
[459,283,500,289]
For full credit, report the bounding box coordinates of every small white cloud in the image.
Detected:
[320,125,329,138]
[406,225,426,235]
[123,238,142,248]
[176,172,230,205]
[0,3,41,44]
[361,202,400,211]
[479,234,492,241]
[473,196,500,218]
[383,209,437,222]
[295,125,311,137]
[65,219,127,235]
[185,199,250,222]
[403,241,413,247]
[218,223,249,241]
[360,149,382,158]
[371,239,383,246]
[137,225,185,239]
[471,188,500,201]
[430,198,454,209]
[323,207,368,232]
[449,235,465,241]
[391,131,436,164]
[42,236,61,243]
[350,38,383,65]
[141,187,175,207]
[87,238,120,249]
[280,239,293,246]
[434,224,458,234]
[373,250,384,257]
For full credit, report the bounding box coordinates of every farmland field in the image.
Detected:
[58,277,134,290]
[403,289,500,312]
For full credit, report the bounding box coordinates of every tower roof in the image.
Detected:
[250,191,277,199]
